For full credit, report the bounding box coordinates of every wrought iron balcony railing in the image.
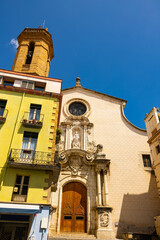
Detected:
[0,109,8,123]
[21,112,44,128]
[8,149,55,170]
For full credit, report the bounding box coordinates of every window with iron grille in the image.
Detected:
[142,154,152,167]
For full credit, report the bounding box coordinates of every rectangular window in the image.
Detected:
[34,83,45,91]
[21,81,34,89]
[0,100,7,116]
[156,145,160,154]
[3,80,14,86]
[12,175,29,202]
[21,132,38,159]
[142,154,152,167]
[29,104,41,120]
[0,76,3,84]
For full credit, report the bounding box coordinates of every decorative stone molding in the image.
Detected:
[58,116,95,153]
[64,98,91,118]
[69,156,83,176]
[100,210,109,227]
[96,206,114,239]
[97,206,112,228]
[58,149,95,176]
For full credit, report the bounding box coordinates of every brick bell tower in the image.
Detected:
[12,27,54,77]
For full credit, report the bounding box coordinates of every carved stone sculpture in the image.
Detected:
[100,210,109,227]
[72,131,80,149]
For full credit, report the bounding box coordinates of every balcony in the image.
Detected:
[145,107,160,141]
[8,149,56,170]
[0,109,8,124]
[22,112,44,128]
[12,194,27,202]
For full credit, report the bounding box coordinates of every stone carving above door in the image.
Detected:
[57,116,96,153]
[69,156,83,175]
[59,150,94,175]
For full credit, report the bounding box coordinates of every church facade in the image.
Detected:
[48,78,160,239]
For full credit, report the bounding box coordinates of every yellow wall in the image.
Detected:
[1,168,49,203]
[0,89,59,204]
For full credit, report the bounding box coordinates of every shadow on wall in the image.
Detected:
[116,172,160,238]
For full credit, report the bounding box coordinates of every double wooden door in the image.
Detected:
[61,182,87,233]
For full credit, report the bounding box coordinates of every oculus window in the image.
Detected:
[69,102,86,116]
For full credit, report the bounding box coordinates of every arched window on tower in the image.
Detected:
[25,42,35,64]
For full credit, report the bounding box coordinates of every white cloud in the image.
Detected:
[10,38,19,49]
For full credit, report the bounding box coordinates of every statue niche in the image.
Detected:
[71,127,81,149]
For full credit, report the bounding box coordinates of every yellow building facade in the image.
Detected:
[0,28,62,239]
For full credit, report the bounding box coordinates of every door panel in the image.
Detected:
[0,223,28,240]
[61,182,87,233]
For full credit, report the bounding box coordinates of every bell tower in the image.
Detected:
[12,27,54,77]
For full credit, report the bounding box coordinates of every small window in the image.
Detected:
[21,132,38,159]
[34,85,45,91]
[34,82,46,92]
[22,132,38,150]
[29,104,41,120]
[64,216,72,220]
[25,42,35,64]
[13,175,29,197]
[76,216,84,220]
[21,81,34,89]
[0,76,3,84]
[0,100,7,116]
[156,145,160,154]
[142,154,152,167]
[3,80,14,86]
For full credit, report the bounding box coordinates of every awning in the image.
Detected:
[0,203,40,214]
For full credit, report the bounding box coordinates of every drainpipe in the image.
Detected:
[0,92,25,189]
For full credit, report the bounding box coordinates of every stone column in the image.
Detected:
[103,169,109,205]
[97,169,102,206]
[68,127,72,149]
[83,125,87,150]
[65,125,70,150]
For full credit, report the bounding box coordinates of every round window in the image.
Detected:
[68,102,87,116]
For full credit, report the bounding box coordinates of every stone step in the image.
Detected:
[48,233,96,240]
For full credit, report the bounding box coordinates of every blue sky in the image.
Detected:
[1,0,160,129]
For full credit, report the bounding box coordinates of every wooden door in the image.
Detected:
[61,182,87,232]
